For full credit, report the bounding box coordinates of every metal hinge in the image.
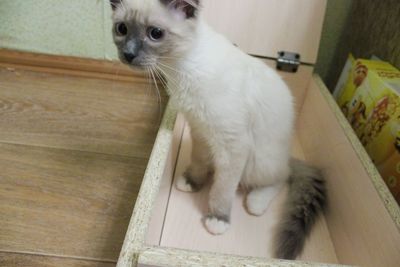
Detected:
[276,51,301,73]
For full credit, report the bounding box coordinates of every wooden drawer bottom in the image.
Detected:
[118,76,400,267]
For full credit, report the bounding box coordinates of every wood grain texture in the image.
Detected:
[0,143,145,260]
[157,124,338,263]
[202,0,327,64]
[116,105,179,267]
[0,60,167,265]
[314,76,400,230]
[297,77,400,267]
[0,67,166,158]
[145,114,186,246]
[0,252,115,267]
[0,49,146,82]
[122,77,398,266]
[138,246,344,267]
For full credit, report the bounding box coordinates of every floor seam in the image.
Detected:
[0,249,117,264]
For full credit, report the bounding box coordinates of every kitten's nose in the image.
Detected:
[123,52,136,63]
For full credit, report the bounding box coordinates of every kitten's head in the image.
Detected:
[110,0,200,68]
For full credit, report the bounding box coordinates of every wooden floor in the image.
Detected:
[0,63,167,266]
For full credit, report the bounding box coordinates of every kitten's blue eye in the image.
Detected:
[115,22,128,36]
[147,27,164,41]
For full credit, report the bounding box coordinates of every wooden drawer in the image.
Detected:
[202,0,327,64]
[116,75,400,267]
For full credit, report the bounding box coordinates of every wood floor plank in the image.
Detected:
[0,66,167,158]
[0,142,146,261]
[0,252,115,267]
[0,61,166,265]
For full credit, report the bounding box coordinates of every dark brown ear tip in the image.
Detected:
[160,0,200,4]
[110,0,121,10]
[160,0,200,19]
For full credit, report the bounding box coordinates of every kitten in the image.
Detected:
[110,0,326,259]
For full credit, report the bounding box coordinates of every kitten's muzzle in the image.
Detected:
[123,52,137,63]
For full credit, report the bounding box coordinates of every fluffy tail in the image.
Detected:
[273,158,327,260]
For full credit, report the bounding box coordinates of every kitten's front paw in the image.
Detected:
[204,215,230,235]
[176,175,196,192]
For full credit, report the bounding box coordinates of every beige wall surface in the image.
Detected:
[0,0,118,60]
[0,0,352,78]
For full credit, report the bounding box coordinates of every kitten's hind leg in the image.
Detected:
[176,131,213,192]
[246,184,284,216]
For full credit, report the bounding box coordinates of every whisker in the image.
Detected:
[157,56,184,60]
[153,67,169,89]
[155,65,180,89]
[155,64,174,81]
[149,67,163,125]
[157,61,186,76]
[157,55,197,65]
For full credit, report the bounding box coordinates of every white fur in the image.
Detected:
[205,216,230,235]
[176,175,195,192]
[246,184,284,216]
[165,21,294,187]
[113,1,295,235]
[163,19,294,234]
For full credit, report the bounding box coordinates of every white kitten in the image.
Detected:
[110,0,326,259]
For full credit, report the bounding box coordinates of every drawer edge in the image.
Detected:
[138,246,350,267]
[314,74,400,231]
[117,102,178,267]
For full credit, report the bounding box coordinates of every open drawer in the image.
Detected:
[117,75,400,267]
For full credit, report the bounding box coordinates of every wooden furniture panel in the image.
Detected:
[145,114,186,246]
[0,66,166,158]
[0,50,141,78]
[137,246,340,267]
[0,252,116,267]
[0,143,145,260]
[297,77,400,267]
[0,52,167,265]
[155,125,338,263]
[0,49,148,83]
[203,0,327,64]
[130,77,400,267]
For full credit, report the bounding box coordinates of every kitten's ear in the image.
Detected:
[160,0,200,19]
[110,0,121,11]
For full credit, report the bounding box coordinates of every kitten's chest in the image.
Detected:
[170,86,208,120]
[168,83,222,137]
[167,76,209,114]
[164,66,244,130]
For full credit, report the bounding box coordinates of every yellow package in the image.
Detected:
[334,55,400,204]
